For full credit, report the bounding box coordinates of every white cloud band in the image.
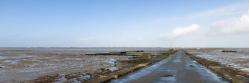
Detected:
[211,10,249,35]
[167,24,200,39]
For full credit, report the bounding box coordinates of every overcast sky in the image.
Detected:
[1,0,249,47]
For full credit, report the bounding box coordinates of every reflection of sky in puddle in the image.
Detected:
[155,76,176,83]
[3,60,20,64]
[173,57,181,63]
[158,68,175,73]
[0,56,7,59]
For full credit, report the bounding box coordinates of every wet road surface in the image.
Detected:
[111,50,228,83]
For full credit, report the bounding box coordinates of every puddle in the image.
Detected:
[155,74,176,83]
[186,61,197,69]
[173,56,182,63]
[0,56,7,59]
[3,60,20,65]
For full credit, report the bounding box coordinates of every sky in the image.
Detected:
[0,0,249,47]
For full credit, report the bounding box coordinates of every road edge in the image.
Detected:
[185,51,249,83]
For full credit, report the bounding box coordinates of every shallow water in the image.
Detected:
[0,47,166,82]
[190,48,249,72]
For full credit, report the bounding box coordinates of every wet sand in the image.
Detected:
[188,48,249,73]
[112,50,228,83]
[0,47,167,82]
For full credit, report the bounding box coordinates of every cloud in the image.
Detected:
[166,24,200,39]
[210,10,249,35]
[192,3,249,18]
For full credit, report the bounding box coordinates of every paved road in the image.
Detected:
[111,50,228,83]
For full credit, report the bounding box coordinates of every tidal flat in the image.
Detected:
[0,47,166,83]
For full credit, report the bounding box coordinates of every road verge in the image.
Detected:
[186,51,249,83]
